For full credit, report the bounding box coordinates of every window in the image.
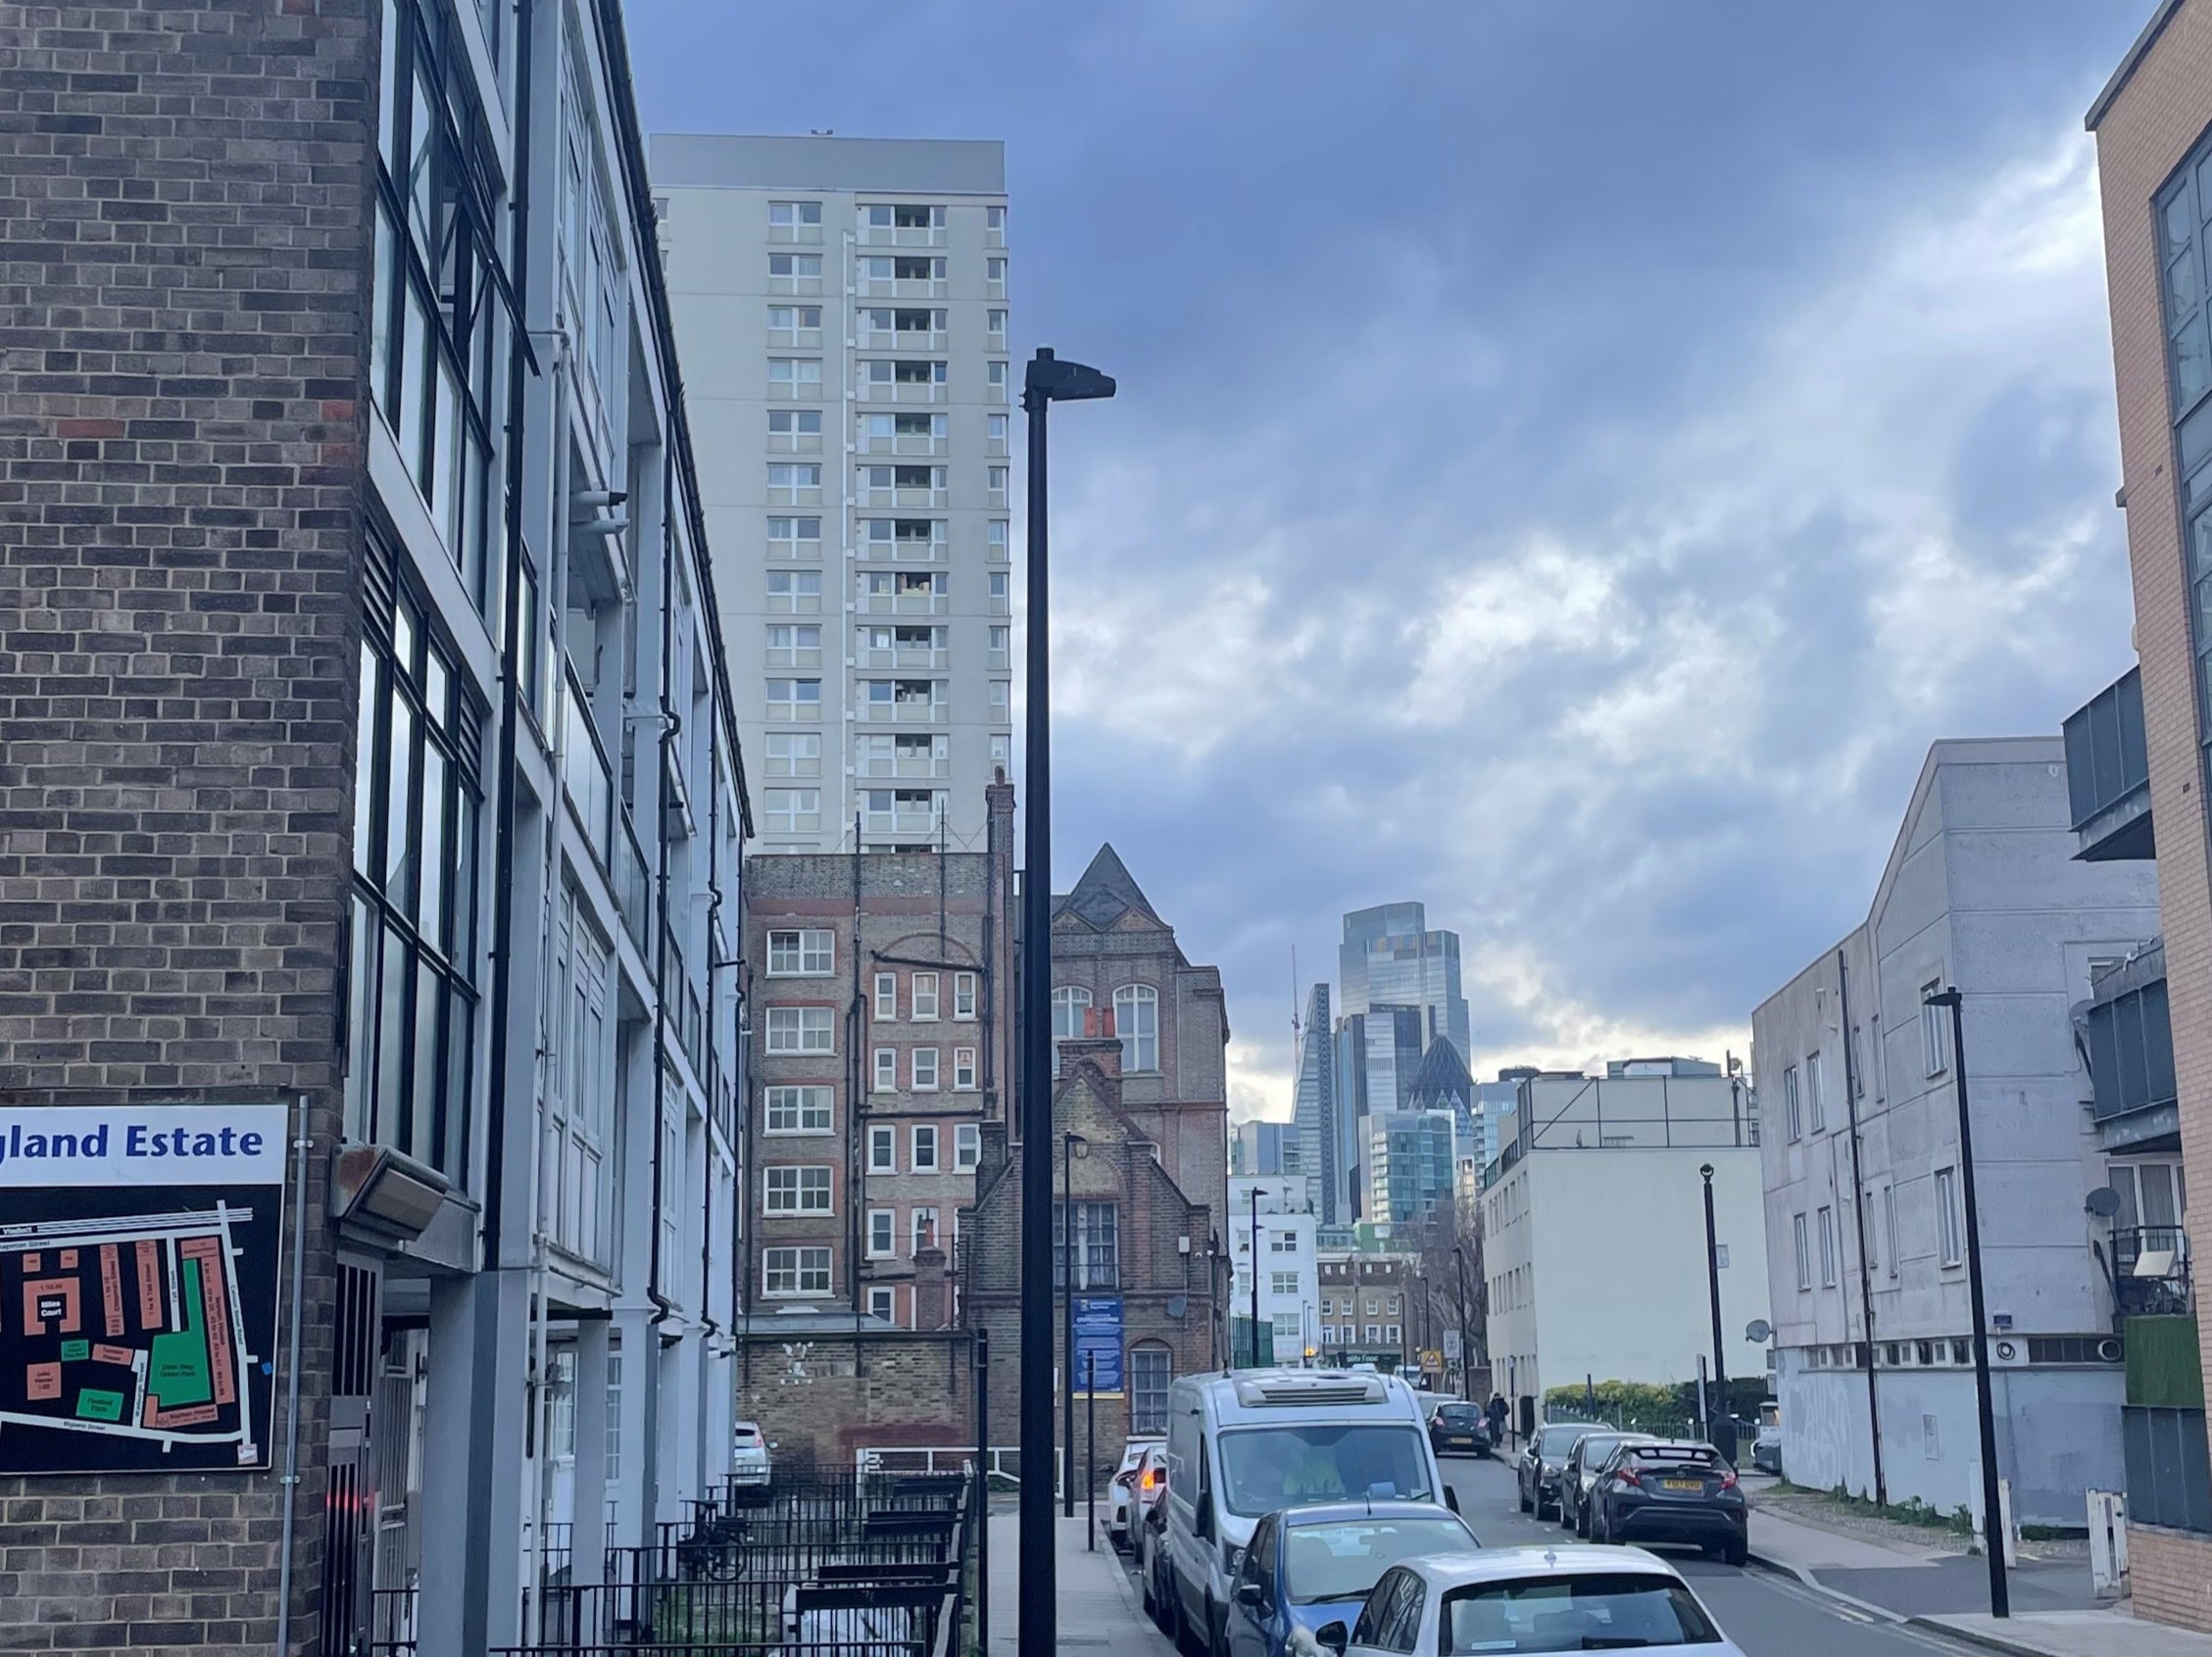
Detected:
[343,559,483,1181]
[953,971,978,1019]
[1935,1167,1963,1266]
[767,358,822,395]
[912,971,940,1020]
[989,570,1009,612]
[765,1006,833,1053]
[767,515,821,558]
[1270,1271,1300,1295]
[911,1206,939,1252]
[1387,1294,1401,1315]
[763,1166,832,1214]
[868,1125,897,1174]
[767,408,823,450]
[987,256,1007,287]
[1782,1065,1801,1141]
[987,412,1008,455]
[762,1246,831,1296]
[765,1085,832,1135]
[1052,985,1093,1040]
[762,789,820,836]
[1808,1051,1826,1132]
[766,569,821,614]
[1114,984,1159,1071]
[766,929,834,976]
[766,462,822,502]
[762,733,827,784]
[1884,1185,1900,1278]
[873,1047,897,1092]
[988,307,1007,340]
[1921,981,1948,1075]
[1850,1024,1867,1098]
[1794,1213,1812,1291]
[767,252,821,289]
[867,1286,896,1321]
[989,680,1009,712]
[1818,1206,1839,1287]
[1129,1345,1170,1434]
[1365,1325,1382,1344]
[956,1122,981,1169]
[989,625,1010,667]
[369,2,508,609]
[912,1048,940,1092]
[868,1209,895,1257]
[872,971,897,1019]
[766,303,822,336]
[1054,1201,1119,1290]
[768,199,822,229]
[987,359,1008,399]
[953,1047,977,1090]
[764,678,820,723]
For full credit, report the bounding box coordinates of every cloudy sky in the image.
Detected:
[630,0,2152,1124]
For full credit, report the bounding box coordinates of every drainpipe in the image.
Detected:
[273,1107,311,1657]
[1837,950,1887,1506]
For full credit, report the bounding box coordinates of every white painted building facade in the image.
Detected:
[1752,739,2160,1525]
[1231,1173,1321,1363]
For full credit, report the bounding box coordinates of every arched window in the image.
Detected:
[1051,987,1091,1074]
[1128,1342,1172,1434]
[1113,984,1158,1072]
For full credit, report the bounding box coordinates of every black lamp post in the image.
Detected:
[1452,1245,1473,1401]
[1061,1129,1085,1517]
[1249,1187,1262,1366]
[1699,1164,1730,1462]
[1019,348,1114,1657]
[1924,985,2009,1619]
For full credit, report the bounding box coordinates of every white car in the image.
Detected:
[1314,1544,1745,1657]
[1106,1435,1165,1547]
[730,1420,771,1486]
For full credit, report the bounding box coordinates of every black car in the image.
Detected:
[1585,1438,1748,1565]
[1428,1404,1492,1458]
[1514,1420,1596,1520]
[1556,1430,1653,1536]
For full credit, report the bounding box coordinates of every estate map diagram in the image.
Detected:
[0,1204,261,1464]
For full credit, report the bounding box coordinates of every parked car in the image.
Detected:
[1141,1491,1176,1629]
[1514,1420,1595,1520]
[1427,1403,1492,1459]
[1163,1369,1453,1657]
[1584,1439,1747,1565]
[1751,1401,1782,1475]
[1108,1435,1166,1548]
[1316,1544,1745,1656]
[730,1421,771,1487]
[1222,1501,1479,1657]
[1558,1431,1655,1536]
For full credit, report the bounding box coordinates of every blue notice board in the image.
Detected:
[1073,1295,1124,1394]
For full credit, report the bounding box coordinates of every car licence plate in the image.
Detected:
[1661,1478,1703,1491]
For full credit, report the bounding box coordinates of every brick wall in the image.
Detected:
[2091,2,2212,1604]
[736,1333,976,1473]
[0,2,373,1651]
[2128,1522,2212,1631]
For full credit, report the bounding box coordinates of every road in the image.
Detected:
[1434,1452,1981,1657]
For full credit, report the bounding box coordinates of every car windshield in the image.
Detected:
[1444,1572,1723,1652]
[1438,1407,1483,1425]
[1283,1517,1472,1604]
[1215,1425,1433,1516]
[1535,1426,1586,1457]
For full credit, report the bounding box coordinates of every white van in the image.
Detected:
[1162,1369,1452,1653]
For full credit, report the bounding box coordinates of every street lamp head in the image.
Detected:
[1924,986,1962,1009]
[1026,346,1116,405]
[1699,1163,1714,1182]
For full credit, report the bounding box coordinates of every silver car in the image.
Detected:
[730,1420,771,1486]
[1322,1544,1745,1657]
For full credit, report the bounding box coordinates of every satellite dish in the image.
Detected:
[1745,1319,1772,1344]
[2086,1187,2123,1218]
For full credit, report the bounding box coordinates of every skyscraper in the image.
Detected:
[655,136,1013,853]
[1339,902,1471,1056]
[1292,983,1338,1220]
[1332,1005,1424,1219]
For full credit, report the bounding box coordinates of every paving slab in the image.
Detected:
[985,1509,1175,1655]
[1916,1607,2212,1657]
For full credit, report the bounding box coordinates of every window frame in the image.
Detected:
[763,1165,833,1216]
[1921,980,1948,1075]
[912,1123,940,1170]
[868,1124,898,1175]
[912,970,940,1020]
[763,1083,833,1136]
[955,1121,981,1169]
[867,1207,896,1258]
[1935,1166,1964,1267]
[1794,1212,1812,1291]
[1113,983,1160,1072]
[765,928,834,977]
[912,1047,941,1092]
[764,1004,834,1054]
[762,1245,831,1297]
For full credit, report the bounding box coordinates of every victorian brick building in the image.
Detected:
[0,3,750,1652]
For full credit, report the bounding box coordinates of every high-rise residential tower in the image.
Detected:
[654,136,1013,853]
[1340,902,1471,1056]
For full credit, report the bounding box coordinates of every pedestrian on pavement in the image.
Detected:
[1487,1392,1509,1448]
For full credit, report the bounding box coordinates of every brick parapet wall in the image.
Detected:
[2128,1522,2212,1632]
[0,1,374,1651]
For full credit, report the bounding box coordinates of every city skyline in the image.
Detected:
[626,1,2159,1124]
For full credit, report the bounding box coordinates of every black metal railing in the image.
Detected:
[2114,1225,2193,1317]
[494,1469,973,1656]
[369,1584,418,1656]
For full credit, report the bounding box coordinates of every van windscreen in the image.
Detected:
[1216,1424,1431,1516]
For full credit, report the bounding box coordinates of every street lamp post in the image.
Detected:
[1452,1245,1473,1401]
[1062,1130,1085,1518]
[1249,1187,1261,1367]
[1925,986,2009,1620]
[1698,1164,1730,1463]
[1019,347,1115,1657]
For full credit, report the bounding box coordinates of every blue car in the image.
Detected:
[1221,1500,1480,1657]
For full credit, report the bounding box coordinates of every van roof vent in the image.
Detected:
[1235,1376,1385,1408]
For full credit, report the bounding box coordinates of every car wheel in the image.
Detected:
[1574,1501,1591,1538]
[1559,1496,1575,1531]
[1517,1481,1532,1514]
[1725,1536,1748,1568]
[1592,1502,1609,1544]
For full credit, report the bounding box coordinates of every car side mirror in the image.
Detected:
[1444,1486,1460,1514]
[1195,1492,1215,1541]
[1237,1580,1265,1606]
[1316,1620,1350,1656]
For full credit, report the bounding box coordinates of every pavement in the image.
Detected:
[1915,1610,2212,1657]
[984,1506,1176,1655]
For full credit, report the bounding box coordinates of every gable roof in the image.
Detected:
[1406,1036,1473,1108]
[1054,843,1160,930]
